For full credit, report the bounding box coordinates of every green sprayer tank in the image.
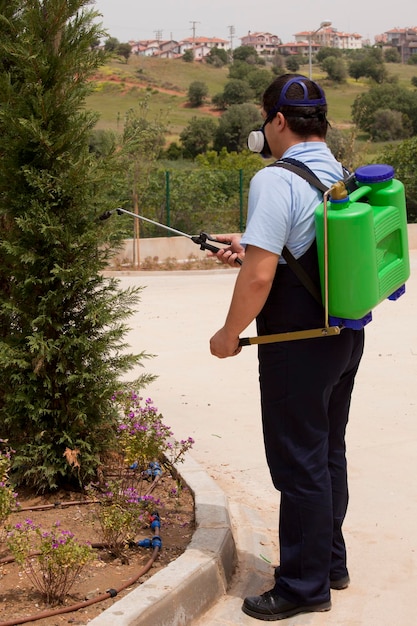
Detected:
[315,164,410,327]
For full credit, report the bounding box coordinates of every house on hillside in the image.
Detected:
[240,32,281,55]
[278,41,314,56]
[178,36,229,54]
[331,30,362,49]
[129,39,181,57]
[294,26,362,51]
[380,27,417,63]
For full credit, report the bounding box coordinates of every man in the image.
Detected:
[210,74,364,621]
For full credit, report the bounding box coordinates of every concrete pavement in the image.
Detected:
[92,249,417,625]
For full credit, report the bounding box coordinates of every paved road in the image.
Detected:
[112,250,417,625]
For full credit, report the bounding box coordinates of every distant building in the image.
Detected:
[178,36,229,55]
[130,36,229,60]
[278,41,313,56]
[240,32,281,55]
[331,30,362,50]
[129,24,417,64]
[293,27,362,52]
[380,27,417,63]
[129,39,178,57]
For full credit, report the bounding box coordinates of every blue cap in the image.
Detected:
[355,164,395,183]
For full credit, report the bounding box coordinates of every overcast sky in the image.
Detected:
[92,0,416,45]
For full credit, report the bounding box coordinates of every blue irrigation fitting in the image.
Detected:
[144,461,162,477]
[129,461,138,470]
[151,518,161,531]
[138,532,162,549]
[137,538,152,548]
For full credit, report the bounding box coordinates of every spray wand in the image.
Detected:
[99,208,242,265]
[99,207,341,346]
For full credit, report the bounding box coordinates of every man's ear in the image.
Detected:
[275,112,286,129]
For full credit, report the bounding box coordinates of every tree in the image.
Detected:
[233,45,259,64]
[104,36,119,52]
[286,56,300,72]
[352,83,417,135]
[247,68,274,99]
[182,49,194,62]
[187,81,209,107]
[229,59,254,81]
[179,117,217,158]
[316,47,343,63]
[384,47,401,63]
[271,53,285,76]
[206,46,228,67]
[214,103,263,152]
[379,137,417,222]
[321,56,348,83]
[326,127,356,170]
[117,42,132,63]
[121,95,167,247]
[348,48,387,83]
[222,79,254,106]
[369,109,412,141]
[0,0,145,491]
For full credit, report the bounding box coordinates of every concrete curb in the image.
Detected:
[88,454,237,626]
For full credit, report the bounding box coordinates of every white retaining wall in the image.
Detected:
[108,224,417,268]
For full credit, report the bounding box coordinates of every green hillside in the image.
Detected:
[87,56,228,141]
[86,56,416,147]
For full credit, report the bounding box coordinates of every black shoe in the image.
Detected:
[242,589,331,621]
[274,566,350,590]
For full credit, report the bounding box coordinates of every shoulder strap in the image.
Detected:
[271,157,329,193]
[268,157,327,305]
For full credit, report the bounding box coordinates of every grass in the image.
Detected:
[87,56,227,140]
[86,56,417,149]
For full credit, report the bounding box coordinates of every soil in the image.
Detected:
[0,472,194,626]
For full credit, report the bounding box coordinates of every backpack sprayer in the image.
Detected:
[100,204,341,347]
[99,162,410,347]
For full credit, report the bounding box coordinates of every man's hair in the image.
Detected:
[262,73,329,139]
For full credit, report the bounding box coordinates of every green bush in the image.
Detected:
[0,0,146,491]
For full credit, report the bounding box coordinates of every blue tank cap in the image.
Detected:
[355,164,394,183]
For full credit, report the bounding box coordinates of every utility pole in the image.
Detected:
[228,24,235,60]
[189,20,200,52]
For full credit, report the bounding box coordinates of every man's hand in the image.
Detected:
[208,234,245,267]
[210,327,242,359]
[209,245,279,359]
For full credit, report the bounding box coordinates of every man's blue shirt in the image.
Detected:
[241,142,344,262]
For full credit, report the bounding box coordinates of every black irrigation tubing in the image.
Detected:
[0,514,163,626]
[0,547,160,626]
[13,499,99,512]
[11,473,161,512]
